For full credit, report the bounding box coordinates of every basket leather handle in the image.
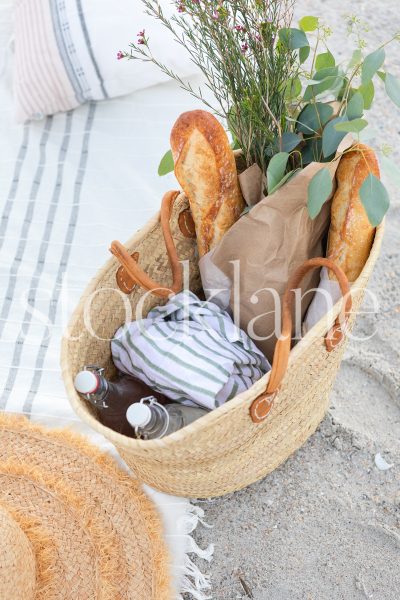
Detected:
[110,190,183,298]
[250,257,352,424]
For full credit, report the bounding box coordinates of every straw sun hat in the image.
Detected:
[0,414,171,600]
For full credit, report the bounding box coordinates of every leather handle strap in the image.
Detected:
[110,190,183,298]
[250,257,352,423]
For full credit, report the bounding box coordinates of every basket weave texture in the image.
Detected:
[61,194,384,498]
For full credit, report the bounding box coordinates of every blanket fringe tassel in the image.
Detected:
[176,504,214,600]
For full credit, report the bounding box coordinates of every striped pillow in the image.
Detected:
[13,0,197,122]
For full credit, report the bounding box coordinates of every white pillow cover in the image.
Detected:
[13,0,197,122]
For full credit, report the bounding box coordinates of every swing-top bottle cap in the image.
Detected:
[126,403,152,428]
[74,370,99,395]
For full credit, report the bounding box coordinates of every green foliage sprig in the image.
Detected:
[121,0,298,173]
[280,15,400,224]
[120,6,400,225]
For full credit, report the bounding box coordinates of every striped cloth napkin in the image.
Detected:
[111,291,270,410]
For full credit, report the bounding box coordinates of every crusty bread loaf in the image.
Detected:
[327,144,380,282]
[170,110,245,257]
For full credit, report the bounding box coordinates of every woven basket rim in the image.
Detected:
[61,208,384,451]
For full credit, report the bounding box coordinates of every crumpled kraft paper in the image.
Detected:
[207,136,353,362]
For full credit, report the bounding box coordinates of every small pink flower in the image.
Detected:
[137,30,145,37]
[212,9,219,19]
[177,2,185,12]
[241,42,248,53]
[117,50,124,60]
[138,38,145,45]
[234,25,246,32]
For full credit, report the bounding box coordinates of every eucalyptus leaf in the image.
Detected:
[300,143,314,166]
[305,78,328,85]
[385,73,400,107]
[303,75,342,101]
[359,174,390,226]
[313,66,339,81]
[361,47,385,85]
[285,76,302,100]
[269,169,299,195]
[267,152,290,194]
[303,67,340,101]
[280,132,303,152]
[377,70,386,82]
[278,28,309,50]
[293,77,302,97]
[348,48,362,69]
[334,118,368,133]
[358,80,375,110]
[296,103,334,134]
[299,16,319,32]
[299,45,311,64]
[301,138,323,165]
[334,76,349,101]
[346,91,364,119]
[307,168,333,219]
[322,116,349,158]
[315,51,335,70]
[158,149,174,176]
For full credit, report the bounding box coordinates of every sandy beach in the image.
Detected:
[193,1,400,598]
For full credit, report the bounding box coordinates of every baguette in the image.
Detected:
[170,110,245,257]
[327,144,380,282]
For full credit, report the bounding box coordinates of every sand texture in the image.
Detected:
[192,1,400,598]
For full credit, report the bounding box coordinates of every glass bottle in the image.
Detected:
[126,397,208,440]
[74,366,168,436]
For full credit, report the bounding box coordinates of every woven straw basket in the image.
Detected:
[61,190,384,498]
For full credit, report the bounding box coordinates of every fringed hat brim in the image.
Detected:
[0,414,171,600]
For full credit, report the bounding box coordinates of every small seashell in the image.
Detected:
[374,453,394,471]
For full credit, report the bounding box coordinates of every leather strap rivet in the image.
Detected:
[250,392,276,424]
[116,252,139,294]
[325,320,347,352]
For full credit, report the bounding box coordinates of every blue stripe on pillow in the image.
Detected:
[49,0,107,102]
[76,0,108,99]
[49,0,86,102]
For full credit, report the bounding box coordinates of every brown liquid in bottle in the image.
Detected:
[74,368,169,437]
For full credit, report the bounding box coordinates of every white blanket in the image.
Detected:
[0,17,212,598]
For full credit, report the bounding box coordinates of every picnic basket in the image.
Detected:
[61,190,383,498]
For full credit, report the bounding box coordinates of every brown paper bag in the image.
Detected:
[208,137,353,362]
